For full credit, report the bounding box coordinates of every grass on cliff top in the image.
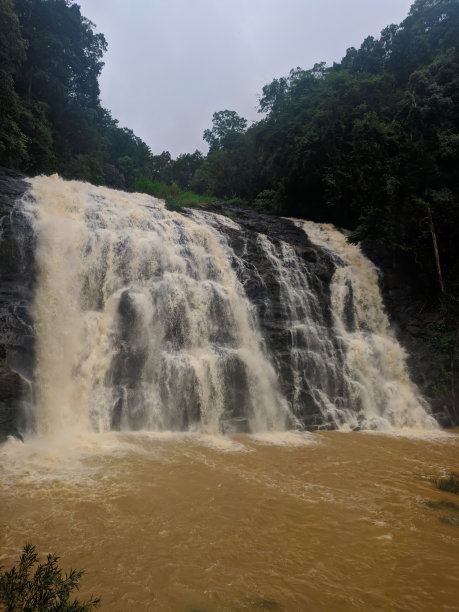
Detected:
[134,177,216,211]
[133,176,253,213]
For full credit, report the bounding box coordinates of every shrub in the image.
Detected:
[134,176,216,211]
[0,544,100,611]
[253,189,283,215]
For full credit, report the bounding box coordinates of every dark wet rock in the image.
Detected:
[0,167,35,442]
[207,205,454,428]
[187,204,337,429]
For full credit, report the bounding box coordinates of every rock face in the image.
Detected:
[195,205,337,429]
[0,168,35,441]
[200,205,453,430]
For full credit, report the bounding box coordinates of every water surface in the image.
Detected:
[1,430,458,611]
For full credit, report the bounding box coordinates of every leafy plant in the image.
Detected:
[0,544,100,611]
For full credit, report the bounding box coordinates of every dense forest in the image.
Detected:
[0,0,152,188]
[1,0,458,403]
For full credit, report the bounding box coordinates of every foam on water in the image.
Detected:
[360,428,455,442]
[249,431,319,447]
[0,430,257,489]
[0,432,148,487]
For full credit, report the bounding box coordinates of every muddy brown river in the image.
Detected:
[1,429,458,611]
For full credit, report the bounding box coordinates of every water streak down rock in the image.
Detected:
[0,173,439,440]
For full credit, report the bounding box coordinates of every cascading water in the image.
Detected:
[13,175,437,437]
[23,175,290,437]
[296,221,438,430]
[255,233,352,428]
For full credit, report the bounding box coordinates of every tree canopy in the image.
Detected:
[0,0,156,190]
[190,0,459,304]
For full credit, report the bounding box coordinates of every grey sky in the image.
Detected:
[76,0,414,158]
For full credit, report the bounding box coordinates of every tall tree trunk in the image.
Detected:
[427,205,444,294]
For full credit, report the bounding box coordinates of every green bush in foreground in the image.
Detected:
[0,544,100,611]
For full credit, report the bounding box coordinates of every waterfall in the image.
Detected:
[23,175,290,436]
[14,175,436,437]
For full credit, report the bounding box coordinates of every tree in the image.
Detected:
[13,0,107,106]
[203,110,247,151]
[168,150,204,190]
[8,0,110,176]
[150,150,172,181]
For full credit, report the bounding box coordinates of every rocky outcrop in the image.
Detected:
[0,168,35,441]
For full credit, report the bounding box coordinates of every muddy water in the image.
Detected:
[1,430,458,611]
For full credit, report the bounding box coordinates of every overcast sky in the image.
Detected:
[76,0,414,158]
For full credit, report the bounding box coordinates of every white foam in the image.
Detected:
[192,434,251,453]
[0,429,255,488]
[359,428,457,442]
[249,430,318,447]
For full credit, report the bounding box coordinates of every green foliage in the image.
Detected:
[223,197,249,208]
[0,0,27,167]
[171,190,215,207]
[0,543,100,611]
[2,0,459,332]
[1,0,457,409]
[203,110,248,151]
[167,150,204,190]
[187,2,459,412]
[134,176,215,211]
[194,112,260,200]
[253,189,284,215]
[426,315,459,401]
[191,0,459,316]
[0,0,157,192]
